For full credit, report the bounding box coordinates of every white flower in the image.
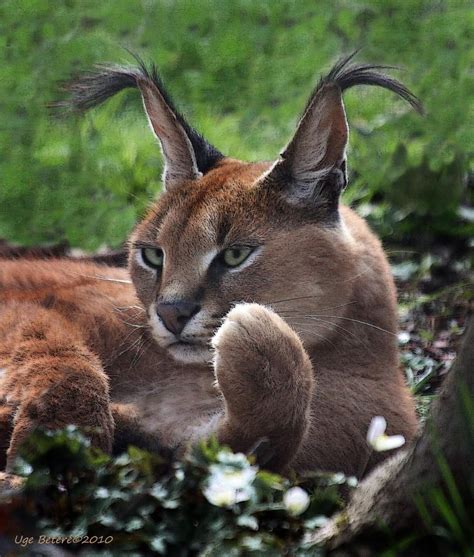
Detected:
[283,487,310,516]
[367,416,406,452]
[203,465,257,508]
[209,465,257,490]
[398,331,410,344]
[203,482,241,507]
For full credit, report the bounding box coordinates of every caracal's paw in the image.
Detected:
[212,303,314,416]
[5,399,114,472]
[212,303,306,368]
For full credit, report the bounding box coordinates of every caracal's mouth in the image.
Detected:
[168,338,206,347]
[148,309,216,364]
[166,340,213,365]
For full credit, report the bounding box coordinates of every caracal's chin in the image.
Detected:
[166,342,213,365]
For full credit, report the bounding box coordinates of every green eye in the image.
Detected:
[222,246,253,268]
[141,247,164,269]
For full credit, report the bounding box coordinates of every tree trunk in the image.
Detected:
[312,317,473,554]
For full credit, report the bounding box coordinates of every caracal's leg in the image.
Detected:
[213,303,314,472]
[0,306,113,471]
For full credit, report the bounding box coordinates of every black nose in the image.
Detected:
[156,301,201,336]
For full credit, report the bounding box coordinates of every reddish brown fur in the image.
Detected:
[0,157,417,475]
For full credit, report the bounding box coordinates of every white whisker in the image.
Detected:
[291,323,338,350]
[288,315,357,341]
[74,272,133,284]
[291,314,397,337]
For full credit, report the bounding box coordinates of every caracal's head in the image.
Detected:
[67,54,421,364]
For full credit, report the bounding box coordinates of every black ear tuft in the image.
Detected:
[57,54,224,175]
[313,51,424,115]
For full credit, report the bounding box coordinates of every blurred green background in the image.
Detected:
[1,0,472,250]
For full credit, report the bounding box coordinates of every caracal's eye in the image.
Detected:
[141,247,164,269]
[222,246,253,268]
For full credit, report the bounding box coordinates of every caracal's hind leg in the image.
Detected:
[0,306,113,471]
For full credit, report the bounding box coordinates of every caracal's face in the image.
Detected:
[128,160,355,365]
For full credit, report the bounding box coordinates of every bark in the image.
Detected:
[312,317,474,553]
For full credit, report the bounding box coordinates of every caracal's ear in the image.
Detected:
[136,75,200,188]
[60,55,223,191]
[259,52,423,217]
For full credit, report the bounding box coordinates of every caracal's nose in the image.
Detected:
[156,300,201,336]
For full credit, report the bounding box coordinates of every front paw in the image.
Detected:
[212,303,313,421]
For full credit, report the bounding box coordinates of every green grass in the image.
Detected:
[1,0,472,249]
